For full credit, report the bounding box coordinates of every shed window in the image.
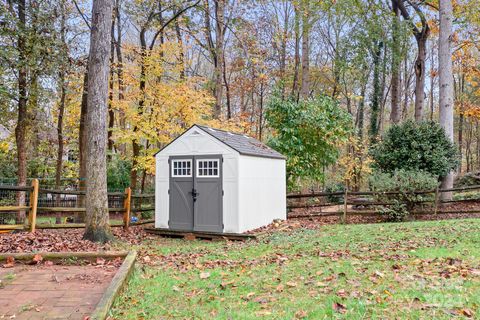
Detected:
[172,160,192,177]
[197,159,219,177]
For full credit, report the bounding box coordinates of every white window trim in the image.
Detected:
[171,159,192,177]
[196,159,220,178]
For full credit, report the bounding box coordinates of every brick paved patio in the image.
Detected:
[0,263,118,319]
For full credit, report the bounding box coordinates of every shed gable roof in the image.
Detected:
[196,125,286,160]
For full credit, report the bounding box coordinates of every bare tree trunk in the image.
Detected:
[458,74,465,173]
[299,2,310,100]
[369,41,383,139]
[438,0,454,200]
[292,4,300,99]
[390,0,401,124]
[175,17,185,80]
[414,34,428,122]
[107,10,117,160]
[55,77,66,224]
[15,0,27,224]
[55,1,68,224]
[223,57,232,119]
[279,2,289,98]
[77,70,88,223]
[115,0,126,156]
[83,0,114,242]
[214,0,225,117]
[107,11,116,159]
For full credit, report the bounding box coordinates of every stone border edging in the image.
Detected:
[90,250,137,320]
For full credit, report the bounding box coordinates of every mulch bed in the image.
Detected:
[0,226,152,253]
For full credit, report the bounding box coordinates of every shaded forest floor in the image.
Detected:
[110,219,480,319]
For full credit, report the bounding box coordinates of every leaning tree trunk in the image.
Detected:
[438,0,455,200]
[83,0,114,242]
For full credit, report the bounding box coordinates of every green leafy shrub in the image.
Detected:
[370,120,459,178]
[379,200,409,222]
[107,156,132,191]
[265,94,352,187]
[369,169,438,221]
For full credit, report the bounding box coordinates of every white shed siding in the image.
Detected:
[237,155,286,232]
[155,127,241,232]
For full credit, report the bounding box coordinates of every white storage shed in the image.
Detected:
[155,124,286,234]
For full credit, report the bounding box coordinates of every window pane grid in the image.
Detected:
[196,159,220,178]
[172,160,192,177]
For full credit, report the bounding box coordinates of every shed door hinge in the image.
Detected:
[222,190,224,196]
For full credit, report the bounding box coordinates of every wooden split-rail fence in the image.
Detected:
[287,184,480,222]
[0,179,155,232]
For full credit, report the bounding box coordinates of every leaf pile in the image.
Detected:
[0,226,151,253]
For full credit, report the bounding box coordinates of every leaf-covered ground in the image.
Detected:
[110,219,480,319]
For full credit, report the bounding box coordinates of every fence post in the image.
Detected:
[28,179,39,233]
[123,187,131,230]
[433,185,439,215]
[342,183,348,224]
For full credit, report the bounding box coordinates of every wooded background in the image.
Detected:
[0,0,479,195]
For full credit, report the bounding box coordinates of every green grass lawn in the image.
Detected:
[111,219,480,319]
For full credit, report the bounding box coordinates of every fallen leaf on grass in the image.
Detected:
[286,281,297,288]
[461,308,474,318]
[333,301,347,314]
[199,272,210,279]
[255,310,272,316]
[295,310,308,319]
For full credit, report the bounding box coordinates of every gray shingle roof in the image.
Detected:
[196,125,286,160]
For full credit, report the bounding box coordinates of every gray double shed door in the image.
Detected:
[169,155,223,233]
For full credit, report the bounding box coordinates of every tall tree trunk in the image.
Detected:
[356,79,368,139]
[213,0,225,117]
[279,2,289,99]
[429,42,435,120]
[55,0,67,224]
[223,57,232,119]
[369,41,383,140]
[55,74,66,224]
[299,1,310,100]
[390,1,401,124]
[15,0,27,224]
[77,70,88,223]
[414,34,428,122]
[107,12,116,159]
[175,17,185,80]
[458,74,465,173]
[83,0,114,242]
[438,0,454,200]
[115,0,126,156]
[292,4,300,99]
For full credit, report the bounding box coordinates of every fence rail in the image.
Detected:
[0,180,155,232]
[287,184,480,221]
